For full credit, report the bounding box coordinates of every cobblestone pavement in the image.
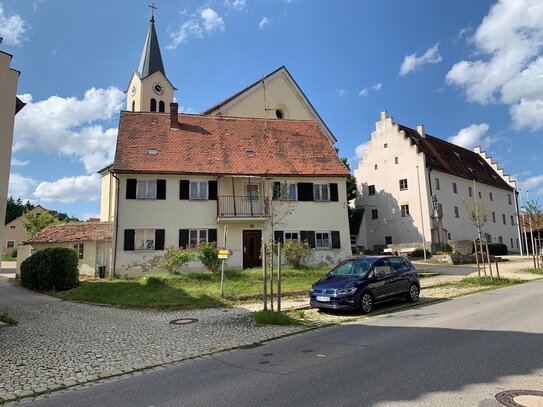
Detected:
[0,285,307,404]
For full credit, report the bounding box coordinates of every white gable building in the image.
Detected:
[354,112,521,254]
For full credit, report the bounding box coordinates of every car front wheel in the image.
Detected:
[407,284,420,303]
[359,292,373,314]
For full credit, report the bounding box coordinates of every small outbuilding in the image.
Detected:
[16,222,113,278]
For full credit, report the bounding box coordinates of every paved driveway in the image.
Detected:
[0,277,306,403]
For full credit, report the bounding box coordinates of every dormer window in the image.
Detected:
[275,109,284,119]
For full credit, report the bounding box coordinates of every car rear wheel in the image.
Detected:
[359,292,373,314]
[407,284,420,303]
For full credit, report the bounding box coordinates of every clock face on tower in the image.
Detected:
[152,82,164,95]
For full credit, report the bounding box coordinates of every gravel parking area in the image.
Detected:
[0,280,307,404]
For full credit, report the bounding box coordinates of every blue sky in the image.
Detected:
[2,0,543,219]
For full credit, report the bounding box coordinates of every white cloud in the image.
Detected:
[13,87,123,174]
[258,16,269,30]
[10,158,29,166]
[400,43,442,76]
[337,89,346,97]
[8,173,38,201]
[201,8,224,33]
[224,0,246,11]
[359,83,382,96]
[446,0,543,130]
[32,0,44,12]
[168,8,225,49]
[355,142,369,160]
[0,2,28,45]
[34,174,101,203]
[447,123,496,149]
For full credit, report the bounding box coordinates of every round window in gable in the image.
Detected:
[275,109,284,119]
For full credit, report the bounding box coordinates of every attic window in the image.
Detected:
[246,151,256,158]
[454,152,461,159]
[275,109,284,119]
[479,161,485,168]
[147,149,159,155]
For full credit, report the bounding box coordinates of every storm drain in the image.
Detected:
[495,390,543,407]
[169,318,198,325]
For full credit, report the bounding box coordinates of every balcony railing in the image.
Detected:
[218,196,269,218]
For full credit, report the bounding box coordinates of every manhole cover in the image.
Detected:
[496,390,543,406]
[169,318,198,325]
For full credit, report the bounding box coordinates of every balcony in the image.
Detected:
[217,195,270,221]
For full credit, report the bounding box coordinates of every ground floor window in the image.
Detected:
[189,229,208,246]
[73,243,84,259]
[316,232,331,249]
[385,236,392,245]
[285,232,299,241]
[136,229,155,250]
[6,240,15,248]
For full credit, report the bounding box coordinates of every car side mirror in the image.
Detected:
[367,269,375,279]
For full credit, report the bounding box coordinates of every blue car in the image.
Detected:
[310,256,420,314]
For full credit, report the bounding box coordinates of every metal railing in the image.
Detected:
[218,196,269,218]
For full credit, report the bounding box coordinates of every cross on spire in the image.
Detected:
[149,2,157,22]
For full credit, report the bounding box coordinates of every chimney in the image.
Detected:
[170,103,179,129]
[417,124,425,138]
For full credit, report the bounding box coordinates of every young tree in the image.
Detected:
[24,211,61,237]
[462,198,490,275]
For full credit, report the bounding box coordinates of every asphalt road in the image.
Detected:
[17,281,543,407]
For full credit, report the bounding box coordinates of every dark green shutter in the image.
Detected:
[180,180,190,200]
[208,181,218,200]
[157,180,166,200]
[297,183,314,201]
[274,230,284,243]
[179,229,189,248]
[301,231,316,248]
[124,229,135,251]
[272,182,281,200]
[331,231,341,249]
[208,229,218,244]
[330,183,339,202]
[155,229,165,250]
[126,179,137,199]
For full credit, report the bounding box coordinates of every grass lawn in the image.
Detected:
[0,312,17,325]
[52,266,329,309]
[1,255,16,261]
[525,268,543,276]
[457,276,524,286]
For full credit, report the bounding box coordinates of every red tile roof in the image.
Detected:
[399,125,513,191]
[112,112,349,177]
[27,222,113,243]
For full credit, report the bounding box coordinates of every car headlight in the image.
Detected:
[336,287,357,295]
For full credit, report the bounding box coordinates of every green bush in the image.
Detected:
[9,248,17,258]
[20,247,78,291]
[158,246,194,274]
[284,240,312,268]
[408,248,432,258]
[197,243,221,273]
[443,244,452,253]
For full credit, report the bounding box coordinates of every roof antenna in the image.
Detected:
[262,79,268,132]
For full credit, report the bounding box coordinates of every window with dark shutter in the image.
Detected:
[208,181,218,201]
[274,230,284,243]
[301,230,316,248]
[330,183,339,202]
[155,229,165,250]
[179,229,189,249]
[272,182,281,200]
[297,183,314,201]
[124,229,135,251]
[179,180,190,200]
[156,180,166,200]
[126,179,137,199]
[331,231,341,249]
[208,229,218,244]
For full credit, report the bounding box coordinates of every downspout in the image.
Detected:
[514,189,523,257]
[110,172,121,278]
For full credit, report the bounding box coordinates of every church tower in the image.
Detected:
[126,7,175,113]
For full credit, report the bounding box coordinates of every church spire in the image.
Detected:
[137,3,165,79]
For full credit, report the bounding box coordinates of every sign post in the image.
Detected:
[218,249,232,297]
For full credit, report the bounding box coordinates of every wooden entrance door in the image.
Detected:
[243,230,262,269]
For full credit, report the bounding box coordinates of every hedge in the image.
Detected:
[485,243,508,255]
[20,247,79,291]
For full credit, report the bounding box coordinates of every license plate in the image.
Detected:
[316,296,330,302]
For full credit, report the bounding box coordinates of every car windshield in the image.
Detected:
[328,258,374,277]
